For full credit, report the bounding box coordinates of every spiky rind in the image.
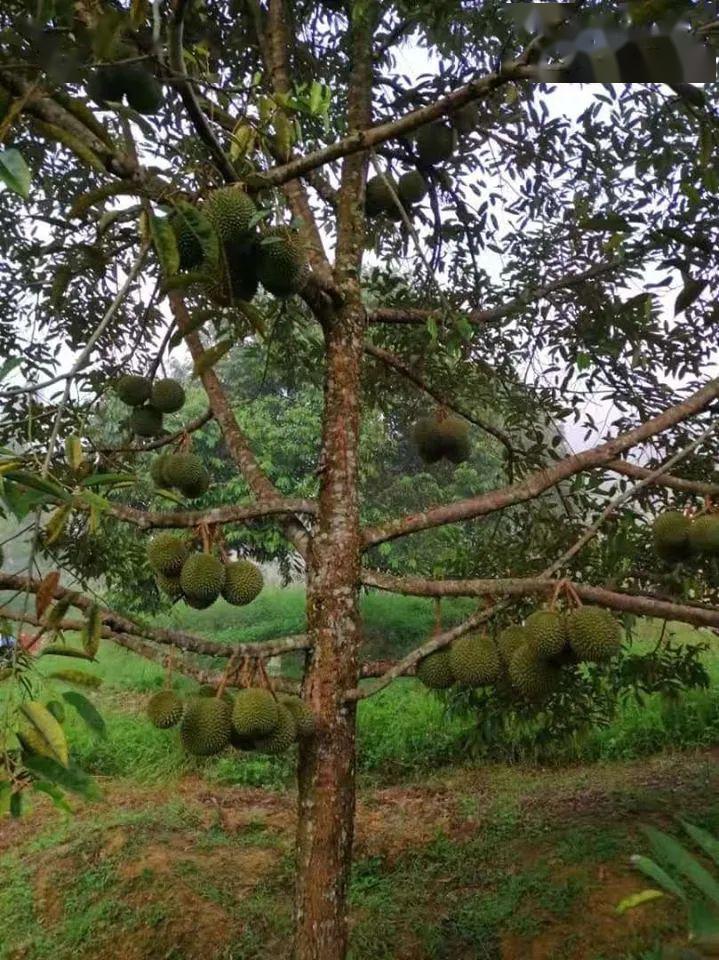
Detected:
[416,123,456,165]
[172,211,206,270]
[222,560,264,606]
[150,378,185,413]
[254,704,297,754]
[397,171,429,206]
[440,416,471,464]
[524,610,567,658]
[184,594,216,610]
[413,416,444,463]
[365,175,398,216]
[180,553,226,604]
[450,103,479,135]
[257,228,308,297]
[147,690,184,728]
[129,405,164,437]
[163,453,210,499]
[566,607,622,662]
[150,453,170,487]
[155,572,184,600]
[204,187,257,244]
[124,67,163,115]
[179,697,232,755]
[416,649,455,689]
[449,633,502,687]
[689,514,719,556]
[653,510,692,561]
[413,412,470,464]
[497,625,528,664]
[280,695,315,738]
[116,374,151,407]
[147,532,189,577]
[508,645,561,702]
[232,688,279,739]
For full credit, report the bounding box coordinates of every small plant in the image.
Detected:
[621,820,719,957]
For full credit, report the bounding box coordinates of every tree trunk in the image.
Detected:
[294,299,365,960]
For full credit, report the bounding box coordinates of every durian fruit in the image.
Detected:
[163,453,210,498]
[222,560,263,606]
[115,374,151,407]
[87,65,127,106]
[440,415,471,464]
[416,122,456,165]
[397,170,429,206]
[257,228,308,297]
[180,553,226,606]
[524,610,567,658]
[147,532,189,577]
[416,649,455,689]
[179,696,232,756]
[508,644,561,702]
[197,684,234,705]
[653,510,691,562]
[280,695,315,738]
[185,594,216,610]
[450,103,479,136]
[365,175,398,217]
[204,187,257,245]
[565,606,621,662]
[147,690,184,728]
[232,688,280,739]
[150,453,170,488]
[150,378,185,413]
[172,211,206,271]
[497,624,527,665]
[230,729,256,751]
[124,66,164,115]
[689,514,719,556]
[413,415,444,464]
[210,240,259,305]
[155,572,184,600]
[449,633,502,687]
[130,405,164,437]
[254,704,297,754]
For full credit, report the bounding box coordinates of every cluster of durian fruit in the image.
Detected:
[146,684,314,757]
[413,410,470,464]
[171,186,308,303]
[653,510,719,564]
[365,102,479,221]
[88,45,163,115]
[114,374,186,438]
[417,605,622,702]
[147,532,263,610]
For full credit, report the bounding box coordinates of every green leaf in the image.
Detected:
[192,339,232,376]
[19,701,69,767]
[64,434,84,472]
[45,595,73,631]
[41,645,95,661]
[0,148,31,199]
[0,357,23,383]
[674,278,707,316]
[616,889,665,914]
[171,201,219,268]
[642,826,719,906]
[22,754,101,800]
[149,210,180,277]
[44,501,73,546]
[630,854,687,900]
[4,470,69,502]
[49,669,103,689]
[80,603,102,658]
[0,781,11,816]
[9,790,23,818]
[689,899,719,951]
[77,490,110,512]
[62,691,106,738]
[78,472,136,488]
[682,821,719,869]
[32,780,72,813]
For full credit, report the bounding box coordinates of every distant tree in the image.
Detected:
[1,2,719,959]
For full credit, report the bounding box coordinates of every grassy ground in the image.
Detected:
[4,589,719,959]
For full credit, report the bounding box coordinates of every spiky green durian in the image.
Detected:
[450,103,479,135]
[365,175,399,216]
[147,690,184,728]
[232,688,279,739]
[280,695,315,739]
[416,649,455,689]
[413,415,444,463]
[155,572,184,600]
[180,553,226,605]
[172,209,207,271]
[397,170,429,206]
[204,187,257,244]
[689,514,719,556]
[115,374,151,407]
[497,625,528,665]
[147,532,189,577]
[524,610,567,658]
[508,644,561,702]
[124,66,163,115]
[565,606,621,662]
[439,415,470,464]
[150,378,185,414]
[449,633,502,687]
[162,453,210,498]
[257,228,308,297]
[653,510,691,562]
[416,122,456,165]
[150,453,170,488]
[87,65,127,106]
[184,594,215,610]
[179,697,232,755]
[254,704,297,754]
[221,560,263,606]
[129,405,164,437]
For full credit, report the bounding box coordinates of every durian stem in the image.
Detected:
[258,658,278,701]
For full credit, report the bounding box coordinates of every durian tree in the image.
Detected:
[2,1,719,958]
